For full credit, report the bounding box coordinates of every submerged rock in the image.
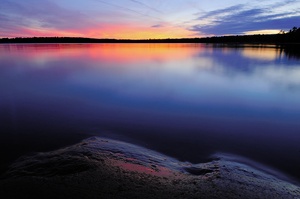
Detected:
[0,137,299,199]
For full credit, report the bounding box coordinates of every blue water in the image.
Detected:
[0,43,300,181]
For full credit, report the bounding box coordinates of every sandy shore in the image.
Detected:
[1,137,299,199]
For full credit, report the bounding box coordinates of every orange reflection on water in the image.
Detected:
[87,43,202,63]
[0,43,202,64]
[241,46,281,61]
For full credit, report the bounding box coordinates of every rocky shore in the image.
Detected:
[1,137,299,199]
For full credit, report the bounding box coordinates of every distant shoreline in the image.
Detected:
[0,33,299,44]
[1,37,299,60]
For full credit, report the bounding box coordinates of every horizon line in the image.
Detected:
[0,32,286,41]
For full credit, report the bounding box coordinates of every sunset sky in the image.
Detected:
[1,0,300,39]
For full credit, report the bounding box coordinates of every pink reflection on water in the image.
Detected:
[86,43,202,64]
[0,43,202,64]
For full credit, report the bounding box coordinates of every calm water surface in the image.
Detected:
[0,43,300,181]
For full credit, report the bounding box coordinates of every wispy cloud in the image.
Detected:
[1,0,300,38]
[196,4,244,20]
[151,24,163,28]
[130,0,162,13]
[191,1,300,35]
[0,0,96,37]
[94,0,162,21]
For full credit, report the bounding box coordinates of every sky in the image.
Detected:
[1,0,300,39]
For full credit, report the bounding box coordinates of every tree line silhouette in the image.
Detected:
[0,27,299,44]
[198,27,300,43]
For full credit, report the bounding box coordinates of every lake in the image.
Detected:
[0,43,300,182]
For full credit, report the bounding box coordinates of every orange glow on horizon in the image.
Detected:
[84,23,195,39]
[244,29,281,35]
[4,23,195,39]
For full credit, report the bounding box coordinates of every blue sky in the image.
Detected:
[0,0,299,38]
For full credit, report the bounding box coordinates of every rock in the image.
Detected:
[0,137,299,199]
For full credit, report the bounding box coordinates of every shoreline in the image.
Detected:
[1,33,300,44]
[1,137,299,198]
[1,41,300,45]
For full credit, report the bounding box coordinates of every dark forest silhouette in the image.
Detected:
[1,27,300,59]
[1,27,299,44]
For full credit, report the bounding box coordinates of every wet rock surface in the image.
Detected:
[1,137,299,199]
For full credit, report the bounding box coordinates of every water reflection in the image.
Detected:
[280,44,300,60]
[0,43,300,181]
[0,43,201,64]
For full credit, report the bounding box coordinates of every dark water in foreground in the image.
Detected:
[0,43,300,182]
